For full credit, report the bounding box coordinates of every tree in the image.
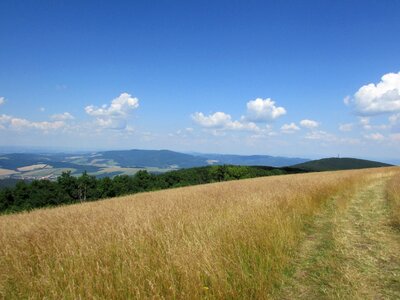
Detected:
[13,181,31,209]
[58,171,79,201]
[112,175,132,196]
[98,177,116,198]
[210,165,228,182]
[29,180,61,208]
[0,188,14,211]
[77,171,97,202]
[132,170,153,191]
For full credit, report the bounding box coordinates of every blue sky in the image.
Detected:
[1,0,400,160]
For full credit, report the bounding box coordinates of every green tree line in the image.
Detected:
[0,165,298,214]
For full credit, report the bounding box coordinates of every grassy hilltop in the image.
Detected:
[1,167,399,299]
[292,157,392,172]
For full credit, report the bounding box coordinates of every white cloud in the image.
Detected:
[343,96,351,105]
[389,113,400,125]
[226,120,259,131]
[0,114,65,131]
[191,97,286,136]
[339,123,353,132]
[192,112,259,132]
[0,114,12,125]
[305,130,336,141]
[85,93,139,117]
[300,119,319,129]
[95,118,127,130]
[347,71,400,115]
[85,93,139,130]
[364,132,385,141]
[39,107,45,112]
[192,112,232,128]
[359,117,370,126]
[281,122,300,134]
[245,98,286,122]
[358,116,389,130]
[51,112,74,121]
[174,127,194,137]
[0,97,5,106]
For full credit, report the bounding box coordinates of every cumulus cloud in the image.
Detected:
[245,98,286,122]
[191,112,232,128]
[357,116,389,131]
[281,122,300,134]
[0,114,65,131]
[51,112,74,121]
[85,93,139,130]
[305,130,336,142]
[364,132,385,141]
[191,97,286,136]
[0,97,4,106]
[0,114,12,128]
[85,93,139,117]
[192,112,259,132]
[346,71,400,115]
[300,119,319,129]
[95,118,127,130]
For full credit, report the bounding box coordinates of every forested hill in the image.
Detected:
[292,157,392,172]
[0,165,305,214]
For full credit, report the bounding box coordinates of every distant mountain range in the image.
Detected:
[192,153,309,167]
[0,149,393,181]
[292,157,393,172]
[0,149,309,180]
[101,150,310,168]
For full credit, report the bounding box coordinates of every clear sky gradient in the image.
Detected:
[1,0,400,161]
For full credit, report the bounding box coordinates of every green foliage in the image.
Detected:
[0,165,301,214]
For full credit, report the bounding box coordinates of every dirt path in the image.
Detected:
[277,177,400,299]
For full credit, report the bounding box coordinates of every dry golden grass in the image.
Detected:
[278,172,400,299]
[0,167,397,299]
[387,172,400,228]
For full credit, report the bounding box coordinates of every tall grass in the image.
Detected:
[0,168,394,299]
[387,172,400,228]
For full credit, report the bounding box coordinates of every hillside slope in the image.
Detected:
[100,149,207,168]
[1,167,397,298]
[292,157,392,171]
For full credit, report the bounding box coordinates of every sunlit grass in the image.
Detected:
[0,167,396,299]
[387,172,400,228]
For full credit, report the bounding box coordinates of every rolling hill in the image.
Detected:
[0,149,310,180]
[193,153,309,167]
[99,149,207,168]
[292,157,392,171]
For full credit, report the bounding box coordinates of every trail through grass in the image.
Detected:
[278,177,400,299]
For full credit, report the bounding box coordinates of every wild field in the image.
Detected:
[387,172,400,228]
[0,167,399,299]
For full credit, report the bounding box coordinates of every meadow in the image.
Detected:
[387,172,400,228]
[0,167,398,299]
